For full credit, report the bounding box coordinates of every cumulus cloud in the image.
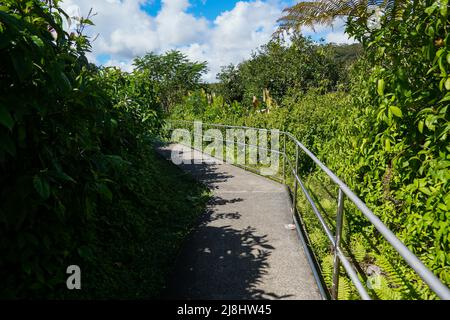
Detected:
[325,31,357,44]
[321,18,356,44]
[60,0,355,81]
[179,0,283,81]
[61,0,159,60]
[155,0,209,47]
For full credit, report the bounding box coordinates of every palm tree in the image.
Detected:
[277,0,406,32]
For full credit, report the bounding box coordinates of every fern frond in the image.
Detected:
[350,235,367,263]
[321,254,357,300]
[321,254,334,287]
[309,227,330,259]
[375,254,404,289]
[277,0,409,33]
[371,275,403,300]
[338,276,353,300]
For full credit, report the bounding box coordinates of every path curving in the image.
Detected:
[158,144,321,300]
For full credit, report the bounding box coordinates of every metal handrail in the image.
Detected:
[166,120,450,300]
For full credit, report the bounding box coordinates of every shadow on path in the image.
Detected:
[164,208,292,300]
[158,144,316,300]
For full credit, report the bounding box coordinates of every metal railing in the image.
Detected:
[166,120,450,300]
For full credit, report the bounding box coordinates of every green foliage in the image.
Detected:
[277,0,408,32]
[0,0,208,298]
[342,0,450,297]
[350,235,367,263]
[6,0,445,301]
[171,2,450,296]
[215,64,245,104]
[320,254,357,300]
[265,0,450,300]
[64,149,210,299]
[214,33,361,107]
[370,254,405,300]
[133,50,207,111]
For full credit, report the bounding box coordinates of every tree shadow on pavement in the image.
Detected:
[158,144,294,300]
[164,223,293,299]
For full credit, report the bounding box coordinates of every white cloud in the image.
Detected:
[325,32,357,44]
[104,59,135,72]
[179,0,283,81]
[155,0,209,48]
[60,0,355,81]
[61,0,159,60]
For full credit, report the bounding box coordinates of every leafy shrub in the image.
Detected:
[0,0,208,298]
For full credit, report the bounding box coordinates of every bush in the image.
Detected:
[0,0,208,298]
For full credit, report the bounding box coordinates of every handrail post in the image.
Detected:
[332,188,345,300]
[292,144,299,212]
[283,132,286,183]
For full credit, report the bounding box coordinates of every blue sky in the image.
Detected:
[61,0,354,81]
[140,0,334,41]
[142,0,241,20]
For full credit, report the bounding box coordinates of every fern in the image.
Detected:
[309,228,329,260]
[376,255,403,286]
[321,254,334,287]
[338,277,353,300]
[371,254,405,300]
[321,254,354,300]
[350,235,367,263]
[371,275,403,300]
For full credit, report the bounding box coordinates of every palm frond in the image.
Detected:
[277,0,408,33]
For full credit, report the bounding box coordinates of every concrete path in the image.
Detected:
[158,144,321,300]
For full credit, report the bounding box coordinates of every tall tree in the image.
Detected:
[133,51,207,111]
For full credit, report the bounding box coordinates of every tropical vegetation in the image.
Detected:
[0,0,448,300]
[0,0,209,298]
[170,0,450,300]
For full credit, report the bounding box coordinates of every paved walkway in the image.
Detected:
[158,144,321,300]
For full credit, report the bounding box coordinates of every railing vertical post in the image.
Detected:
[292,144,299,212]
[283,133,286,183]
[332,188,345,300]
[243,132,247,170]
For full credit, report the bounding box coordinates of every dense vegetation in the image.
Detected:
[212,35,361,107]
[170,0,450,300]
[0,0,209,298]
[1,0,448,300]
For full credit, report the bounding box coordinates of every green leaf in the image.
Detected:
[52,170,76,183]
[59,72,72,91]
[10,51,33,82]
[425,4,437,15]
[418,120,424,133]
[439,55,447,75]
[439,94,450,103]
[0,104,14,130]
[96,183,113,201]
[377,79,385,96]
[441,0,448,17]
[33,175,51,200]
[81,18,94,26]
[419,187,432,196]
[389,106,402,118]
[31,35,44,48]
[445,78,450,91]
